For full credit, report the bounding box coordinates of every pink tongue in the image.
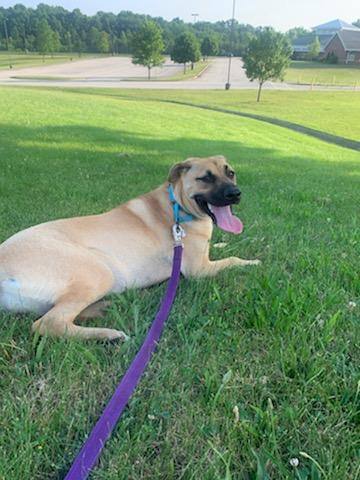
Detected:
[210,205,243,234]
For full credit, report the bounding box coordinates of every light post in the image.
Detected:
[191,13,199,23]
[225,0,236,90]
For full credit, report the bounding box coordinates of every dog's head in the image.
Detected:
[168,155,243,234]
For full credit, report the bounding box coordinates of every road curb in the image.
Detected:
[194,62,211,79]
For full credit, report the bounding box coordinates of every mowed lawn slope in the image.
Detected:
[0,87,359,480]
[75,89,360,144]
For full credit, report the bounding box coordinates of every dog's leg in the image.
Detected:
[183,241,260,278]
[186,257,259,278]
[78,300,112,320]
[32,268,126,341]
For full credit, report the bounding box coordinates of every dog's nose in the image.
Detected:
[224,186,241,201]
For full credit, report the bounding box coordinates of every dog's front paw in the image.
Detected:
[232,258,261,266]
[247,259,261,266]
[104,329,130,342]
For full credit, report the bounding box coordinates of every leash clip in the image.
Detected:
[172,223,185,245]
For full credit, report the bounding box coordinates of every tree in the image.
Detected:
[98,31,110,53]
[131,20,164,79]
[242,28,292,102]
[118,31,129,53]
[0,4,288,57]
[286,27,309,42]
[307,36,321,60]
[109,32,117,54]
[64,31,72,52]
[35,19,53,57]
[49,30,61,55]
[201,34,219,59]
[72,32,85,56]
[171,31,201,73]
[88,26,101,52]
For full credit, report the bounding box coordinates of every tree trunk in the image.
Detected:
[191,62,194,70]
[183,63,186,73]
[257,82,263,102]
[148,66,151,80]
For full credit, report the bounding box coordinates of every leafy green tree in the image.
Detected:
[201,34,219,59]
[49,30,61,55]
[64,31,72,52]
[26,34,36,51]
[109,32,117,54]
[242,27,292,102]
[88,26,101,52]
[118,31,130,53]
[286,26,309,42]
[11,26,23,50]
[72,32,85,56]
[171,31,201,73]
[36,19,53,57]
[307,36,321,60]
[98,31,110,53]
[0,4,286,58]
[131,21,165,79]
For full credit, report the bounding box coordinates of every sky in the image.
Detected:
[1,0,359,31]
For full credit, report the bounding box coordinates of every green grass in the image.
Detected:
[73,88,360,142]
[0,52,108,70]
[285,61,360,86]
[161,60,209,81]
[0,87,359,480]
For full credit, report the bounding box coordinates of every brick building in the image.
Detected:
[292,19,360,64]
[324,30,360,64]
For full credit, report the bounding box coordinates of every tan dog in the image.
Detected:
[0,156,260,340]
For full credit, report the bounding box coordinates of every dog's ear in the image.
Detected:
[168,160,192,183]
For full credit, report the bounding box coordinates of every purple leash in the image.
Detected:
[64,235,184,480]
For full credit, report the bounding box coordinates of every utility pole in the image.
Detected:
[191,13,199,23]
[225,0,236,90]
[3,19,13,69]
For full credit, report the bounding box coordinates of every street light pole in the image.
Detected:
[191,13,199,23]
[225,0,236,90]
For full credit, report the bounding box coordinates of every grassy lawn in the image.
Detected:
[75,89,360,142]
[285,61,360,86]
[161,60,210,81]
[0,87,359,480]
[0,52,109,71]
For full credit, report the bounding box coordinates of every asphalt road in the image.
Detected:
[0,56,356,90]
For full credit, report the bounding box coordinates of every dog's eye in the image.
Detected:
[196,172,216,183]
[225,165,235,179]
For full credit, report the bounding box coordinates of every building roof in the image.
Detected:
[336,29,360,51]
[313,19,360,32]
[293,33,333,52]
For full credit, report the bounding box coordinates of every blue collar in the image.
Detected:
[167,185,194,224]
